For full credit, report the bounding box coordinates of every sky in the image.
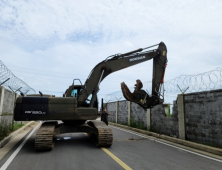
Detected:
[1,0,222,105]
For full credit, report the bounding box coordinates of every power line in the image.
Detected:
[7,63,89,77]
[9,68,84,79]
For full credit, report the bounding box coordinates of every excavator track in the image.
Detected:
[88,120,113,147]
[35,121,57,151]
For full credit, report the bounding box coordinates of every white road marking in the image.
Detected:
[0,122,41,170]
[110,125,222,163]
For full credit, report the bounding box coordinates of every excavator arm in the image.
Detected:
[78,42,167,109]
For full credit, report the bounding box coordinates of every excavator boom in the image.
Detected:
[78,42,167,109]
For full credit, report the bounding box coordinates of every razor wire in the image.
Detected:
[104,66,222,102]
[0,60,36,94]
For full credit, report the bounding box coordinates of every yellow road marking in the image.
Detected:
[101,147,132,170]
[84,133,132,169]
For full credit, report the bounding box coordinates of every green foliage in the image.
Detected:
[0,124,11,141]
[147,126,151,131]
[13,122,24,131]
[0,121,24,141]
[165,104,172,117]
[1,112,13,116]
[129,116,146,130]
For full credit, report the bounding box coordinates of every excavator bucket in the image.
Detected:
[121,80,160,110]
[121,79,142,102]
[121,42,167,110]
[121,82,134,102]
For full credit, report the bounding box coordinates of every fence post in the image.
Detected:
[13,92,20,126]
[0,86,5,124]
[116,101,119,123]
[147,108,151,130]
[15,93,20,116]
[178,94,185,140]
[128,101,131,126]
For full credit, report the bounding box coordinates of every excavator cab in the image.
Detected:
[64,85,82,98]
[64,82,98,108]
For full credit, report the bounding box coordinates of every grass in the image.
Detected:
[1,112,13,116]
[165,104,173,117]
[129,116,147,130]
[13,122,25,131]
[0,121,24,141]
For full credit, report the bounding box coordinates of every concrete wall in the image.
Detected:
[106,88,222,148]
[151,102,179,137]
[107,102,116,123]
[184,89,222,147]
[117,101,128,125]
[0,115,13,130]
[2,87,16,115]
[131,102,147,129]
[0,86,19,134]
[107,100,178,132]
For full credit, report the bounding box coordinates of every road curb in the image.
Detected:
[0,121,35,148]
[109,122,222,156]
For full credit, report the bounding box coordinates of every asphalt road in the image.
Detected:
[0,125,222,170]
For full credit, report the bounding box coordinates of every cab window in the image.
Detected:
[71,89,78,97]
[86,94,92,104]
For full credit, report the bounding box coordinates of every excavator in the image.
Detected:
[14,42,168,151]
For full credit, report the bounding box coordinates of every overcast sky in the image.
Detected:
[1,0,222,104]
